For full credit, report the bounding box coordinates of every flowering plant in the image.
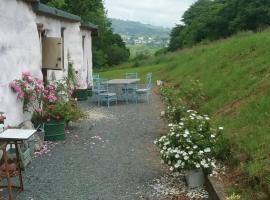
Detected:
[42,79,74,104]
[9,72,43,112]
[155,110,223,173]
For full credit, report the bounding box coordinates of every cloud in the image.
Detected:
[104,0,197,27]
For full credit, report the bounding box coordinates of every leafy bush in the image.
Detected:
[159,84,230,164]
[155,110,224,173]
[39,101,86,123]
[180,79,206,110]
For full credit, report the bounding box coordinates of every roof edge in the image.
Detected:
[80,22,98,36]
[32,2,81,22]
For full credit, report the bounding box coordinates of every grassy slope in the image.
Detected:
[128,45,161,59]
[98,30,270,197]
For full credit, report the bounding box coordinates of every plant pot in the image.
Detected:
[73,89,88,101]
[44,120,65,141]
[87,88,92,97]
[185,168,205,188]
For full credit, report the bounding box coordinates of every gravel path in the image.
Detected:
[17,93,168,200]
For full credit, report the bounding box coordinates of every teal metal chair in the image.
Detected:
[135,73,152,103]
[92,77,107,102]
[122,72,138,102]
[125,72,138,79]
[93,73,99,80]
[98,80,117,107]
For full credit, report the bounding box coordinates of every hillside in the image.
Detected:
[98,30,270,199]
[110,18,170,47]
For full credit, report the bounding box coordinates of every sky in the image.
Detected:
[104,0,197,28]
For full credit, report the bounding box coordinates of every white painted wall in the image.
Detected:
[35,16,92,89]
[0,0,93,126]
[0,0,42,126]
[81,29,93,87]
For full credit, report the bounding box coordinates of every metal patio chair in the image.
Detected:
[98,80,117,107]
[92,77,107,102]
[122,72,138,102]
[135,73,152,103]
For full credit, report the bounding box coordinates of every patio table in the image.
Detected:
[106,79,140,103]
[0,129,36,200]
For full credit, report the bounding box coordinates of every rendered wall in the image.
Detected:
[81,29,93,87]
[0,0,93,126]
[36,16,91,89]
[0,0,42,126]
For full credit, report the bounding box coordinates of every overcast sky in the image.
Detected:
[104,0,197,28]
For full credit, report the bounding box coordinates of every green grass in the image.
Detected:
[97,30,270,198]
[127,45,161,59]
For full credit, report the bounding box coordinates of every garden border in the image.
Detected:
[205,175,226,200]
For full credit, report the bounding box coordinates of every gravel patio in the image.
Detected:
[16,93,168,200]
[14,92,209,200]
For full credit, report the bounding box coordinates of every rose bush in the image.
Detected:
[9,72,43,112]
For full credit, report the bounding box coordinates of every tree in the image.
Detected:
[41,0,130,68]
[169,0,270,51]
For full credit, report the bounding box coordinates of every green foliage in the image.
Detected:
[155,109,225,174]
[40,0,129,68]
[100,30,270,197]
[66,62,77,89]
[169,0,270,51]
[129,45,160,59]
[180,79,207,110]
[60,101,86,122]
[106,45,130,66]
[42,101,85,122]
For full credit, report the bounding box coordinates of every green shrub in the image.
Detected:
[155,110,225,174]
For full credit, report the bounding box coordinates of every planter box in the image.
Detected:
[73,89,88,101]
[44,120,65,141]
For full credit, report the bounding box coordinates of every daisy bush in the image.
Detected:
[155,110,224,173]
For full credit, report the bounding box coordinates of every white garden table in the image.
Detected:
[106,79,140,103]
[0,129,36,199]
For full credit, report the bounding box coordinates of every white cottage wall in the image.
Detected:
[81,29,93,87]
[35,16,87,88]
[0,1,93,126]
[0,0,42,126]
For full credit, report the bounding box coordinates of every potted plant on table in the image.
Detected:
[155,110,223,188]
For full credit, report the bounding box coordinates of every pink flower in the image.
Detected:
[35,108,42,113]
[22,72,31,77]
[36,79,43,85]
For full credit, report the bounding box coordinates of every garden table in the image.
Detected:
[0,129,36,200]
[106,79,140,103]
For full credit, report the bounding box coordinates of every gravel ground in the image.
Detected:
[16,93,169,200]
[15,93,208,200]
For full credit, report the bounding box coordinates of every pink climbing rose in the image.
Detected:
[9,72,44,112]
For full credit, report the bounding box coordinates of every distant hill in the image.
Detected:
[110,18,170,37]
[110,18,170,47]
